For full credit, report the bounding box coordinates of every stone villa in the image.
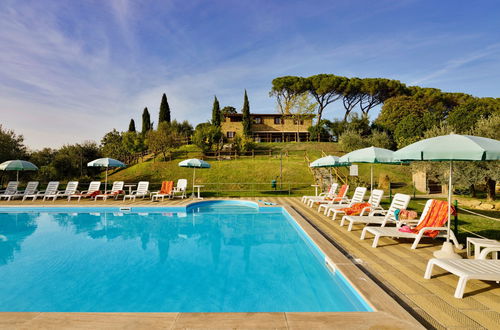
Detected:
[221,113,314,142]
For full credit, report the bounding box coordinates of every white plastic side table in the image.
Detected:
[466,237,500,259]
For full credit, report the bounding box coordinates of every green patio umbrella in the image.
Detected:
[87,158,127,192]
[394,134,500,259]
[339,146,405,191]
[0,160,39,182]
[179,158,211,198]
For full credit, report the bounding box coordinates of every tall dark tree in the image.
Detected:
[128,119,136,132]
[159,93,171,124]
[211,96,221,127]
[142,107,152,134]
[242,90,252,137]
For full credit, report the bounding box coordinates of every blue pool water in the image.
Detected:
[0,201,372,312]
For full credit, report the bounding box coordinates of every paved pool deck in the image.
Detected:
[0,197,498,329]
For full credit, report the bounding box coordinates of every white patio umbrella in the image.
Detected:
[87,158,126,192]
[394,134,500,259]
[178,158,211,198]
[339,146,406,190]
[0,160,38,182]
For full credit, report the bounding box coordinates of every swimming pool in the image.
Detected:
[0,201,372,312]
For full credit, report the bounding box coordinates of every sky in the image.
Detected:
[1,0,500,149]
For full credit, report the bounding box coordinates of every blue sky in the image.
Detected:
[1,0,500,149]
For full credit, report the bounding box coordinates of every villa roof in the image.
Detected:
[224,113,315,118]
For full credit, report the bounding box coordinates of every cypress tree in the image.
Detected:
[142,107,151,134]
[159,93,171,123]
[242,90,252,137]
[211,96,221,127]
[128,119,136,132]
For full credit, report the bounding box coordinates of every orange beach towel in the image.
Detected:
[412,200,456,238]
[333,184,348,202]
[338,202,371,216]
[159,181,174,195]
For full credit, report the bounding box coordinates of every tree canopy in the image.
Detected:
[242,90,251,137]
[211,96,221,127]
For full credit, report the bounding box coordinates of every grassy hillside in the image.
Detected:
[108,142,414,196]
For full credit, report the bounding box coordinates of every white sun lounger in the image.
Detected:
[68,181,101,201]
[340,193,411,231]
[123,181,149,201]
[172,179,188,199]
[327,189,384,220]
[318,186,366,216]
[43,181,79,201]
[2,182,39,201]
[360,199,461,249]
[307,184,348,208]
[23,181,59,201]
[94,181,124,201]
[302,183,338,204]
[0,181,19,200]
[424,258,500,298]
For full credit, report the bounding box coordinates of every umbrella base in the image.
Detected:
[433,241,462,259]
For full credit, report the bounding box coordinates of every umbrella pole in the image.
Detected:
[433,160,461,259]
[447,161,452,242]
[192,168,196,198]
[16,170,19,183]
[105,167,108,193]
[370,165,373,191]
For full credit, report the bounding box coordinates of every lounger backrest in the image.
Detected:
[136,181,149,193]
[3,181,18,195]
[45,181,60,195]
[415,199,435,225]
[337,184,348,197]
[64,181,79,194]
[88,181,101,192]
[368,189,384,208]
[328,183,339,196]
[351,187,367,204]
[24,181,39,195]
[177,179,188,191]
[385,193,411,220]
[111,181,124,192]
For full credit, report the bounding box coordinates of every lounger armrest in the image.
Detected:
[369,209,387,216]
[397,219,420,226]
[416,226,449,234]
[478,247,500,259]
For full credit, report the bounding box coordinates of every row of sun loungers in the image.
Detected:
[0,179,188,201]
[302,184,500,298]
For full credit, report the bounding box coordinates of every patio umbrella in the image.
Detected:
[0,160,38,182]
[310,155,350,184]
[394,134,500,259]
[87,158,126,192]
[339,146,405,191]
[178,158,211,198]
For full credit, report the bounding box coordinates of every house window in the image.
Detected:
[227,131,235,138]
[274,117,282,124]
[253,117,262,124]
[230,117,242,122]
[293,119,304,125]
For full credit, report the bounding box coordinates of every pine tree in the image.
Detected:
[242,90,252,137]
[142,107,152,134]
[128,119,136,132]
[211,96,221,127]
[159,93,171,124]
